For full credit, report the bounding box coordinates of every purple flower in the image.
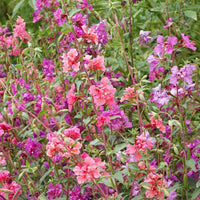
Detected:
[47,183,62,200]
[22,92,35,102]
[42,59,55,80]
[95,21,109,46]
[151,84,170,107]
[24,138,42,158]
[77,0,93,10]
[53,8,66,26]
[139,30,152,46]
[69,185,93,200]
[71,13,87,27]
[170,65,196,85]
[181,33,196,51]
[167,190,177,200]
[99,105,132,131]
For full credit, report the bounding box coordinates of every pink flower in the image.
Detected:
[62,48,80,72]
[0,170,9,183]
[66,84,78,113]
[126,133,155,161]
[63,127,81,140]
[84,55,105,71]
[181,33,196,51]
[121,87,137,102]
[144,173,167,200]
[0,152,6,166]
[0,181,22,200]
[82,25,98,44]
[13,16,31,43]
[46,132,82,159]
[96,115,110,130]
[89,77,116,109]
[145,113,166,133]
[73,155,107,184]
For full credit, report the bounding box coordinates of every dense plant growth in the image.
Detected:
[0,0,199,199]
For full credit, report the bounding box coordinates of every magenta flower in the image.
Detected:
[139,30,152,46]
[24,138,42,158]
[181,33,196,51]
[47,183,62,200]
[53,8,66,26]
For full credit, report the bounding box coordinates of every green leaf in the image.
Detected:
[90,138,104,146]
[132,194,143,200]
[12,188,22,200]
[113,171,124,184]
[186,159,196,171]
[69,8,82,18]
[191,187,200,200]
[38,194,48,200]
[184,10,197,21]
[39,170,52,184]
[114,143,128,152]
[12,0,25,18]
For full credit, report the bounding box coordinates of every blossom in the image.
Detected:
[145,113,166,133]
[42,58,55,80]
[121,87,137,102]
[95,22,109,46]
[181,33,196,51]
[139,30,152,46]
[144,173,167,199]
[47,183,62,200]
[150,84,170,107]
[170,65,196,85]
[82,25,98,44]
[77,0,93,10]
[63,127,81,140]
[0,181,22,200]
[163,18,173,29]
[66,84,78,113]
[13,16,31,43]
[62,48,80,72]
[72,13,87,27]
[0,170,9,183]
[0,152,6,166]
[84,55,105,71]
[97,105,132,131]
[53,8,66,26]
[46,132,82,159]
[126,132,155,161]
[73,155,107,184]
[24,138,42,158]
[89,77,116,109]
[22,92,35,102]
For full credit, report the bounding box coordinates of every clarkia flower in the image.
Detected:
[139,30,152,46]
[181,33,196,51]
[47,183,62,200]
[53,8,66,26]
[24,138,42,158]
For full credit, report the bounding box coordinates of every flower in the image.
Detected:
[170,65,196,85]
[73,155,107,184]
[13,16,31,43]
[82,25,98,44]
[126,132,155,161]
[66,84,78,113]
[62,48,80,72]
[47,183,62,200]
[0,181,22,200]
[84,55,106,71]
[144,173,167,199]
[46,132,82,159]
[121,87,137,102]
[89,77,116,109]
[139,30,152,46]
[63,127,81,140]
[0,152,6,166]
[53,8,66,26]
[181,33,196,51]
[24,138,42,158]
[42,58,55,80]
[150,84,170,107]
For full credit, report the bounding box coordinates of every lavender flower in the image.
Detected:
[53,8,66,26]
[150,84,170,107]
[139,30,152,46]
[22,92,35,102]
